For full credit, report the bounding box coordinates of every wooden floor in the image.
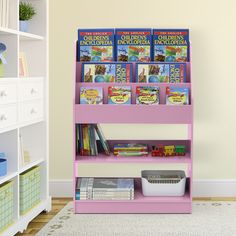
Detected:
[16,198,72,236]
[16,197,236,236]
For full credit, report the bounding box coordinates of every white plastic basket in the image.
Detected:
[141,170,186,196]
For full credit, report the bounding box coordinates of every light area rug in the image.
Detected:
[36,202,236,236]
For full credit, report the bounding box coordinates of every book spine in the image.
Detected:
[82,124,90,155]
[88,125,94,156]
[89,124,98,156]
[94,124,110,156]
[87,178,94,200]
[79,178,88,200]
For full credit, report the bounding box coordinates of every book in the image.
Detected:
[108,86,131,105]
[94,124,111,156]
[153,29,189,62]
[136,63,187,83]
[78,178,134,200]
[136,86,160,105]
[80,87,103,104]
[82,62,132,83]
[114,143,148,150]
[115,28,152,62]
[78,124,96,156]
[77,29,115,62]
[166,86,189,105]
[89,124,98,156]
[114,143,148,156]
[82,124,90,155]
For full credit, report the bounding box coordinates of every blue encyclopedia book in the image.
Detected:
[153,29,190,62]
[115,28,152,62]
[77,29,115,62]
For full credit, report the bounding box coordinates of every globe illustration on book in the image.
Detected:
[129,55,138,62]
[94,75,105,83]
[92,56,101,61]
[166,56,175,62]
[148,76,159,83]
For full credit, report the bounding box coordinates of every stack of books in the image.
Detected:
[76,124,111,156]
[76,178,134,200]
[113,143,148,156]
[0,0,9,28]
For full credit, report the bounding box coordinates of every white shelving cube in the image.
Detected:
[0,0,50,235]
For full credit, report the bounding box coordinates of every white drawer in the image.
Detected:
[19,100,44,123]
[0,104,17,129]
[19,80,43,101]
[0,82,17,104]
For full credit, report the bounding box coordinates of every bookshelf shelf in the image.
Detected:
[19,32,44,41]
[0,172,17,185]
[74,47,193,213]
[19,158,45,174]
[75,153,191,164]
[74,182,191,213]
[0,27,18,35]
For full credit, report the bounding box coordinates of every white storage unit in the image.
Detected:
[0,1,51,235]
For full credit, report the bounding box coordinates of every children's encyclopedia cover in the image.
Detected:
[108,86,131,105]
[77,29,115,62]
[153,29,189,62]
[166,86,189,105]
[82,62,132,83]
[136,63,186,83]
[80,87,103,104]
[136,86,160,105]
[115,28,152,62]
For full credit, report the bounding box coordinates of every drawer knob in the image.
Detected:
[0,91,7,97]
[31,88,37,94]
[30,108,37,114]
[0,114,7,121]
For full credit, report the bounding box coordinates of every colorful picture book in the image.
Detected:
[114,143,148,156]
[80,87,103,104]
[76,178,134,200]
[115,28,152,62]
[136,86,160,105]
[136,63,187,83]
[82,62,133,83]
[77,124,111,156]
[77,29,115,62]
[108,86,131,105]
[153,29,189,62]
[166,87,189,105]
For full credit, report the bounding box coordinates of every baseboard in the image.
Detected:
[50,179,236,198]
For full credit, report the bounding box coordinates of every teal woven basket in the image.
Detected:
[0,181,14,233]
[20,166,41,215]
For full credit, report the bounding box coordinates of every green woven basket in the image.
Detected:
[0,181,14,233]
[20,166,41,215]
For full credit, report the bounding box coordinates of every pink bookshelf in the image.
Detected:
[73,59,193,213]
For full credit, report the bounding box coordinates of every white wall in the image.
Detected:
[49,0,236,182]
